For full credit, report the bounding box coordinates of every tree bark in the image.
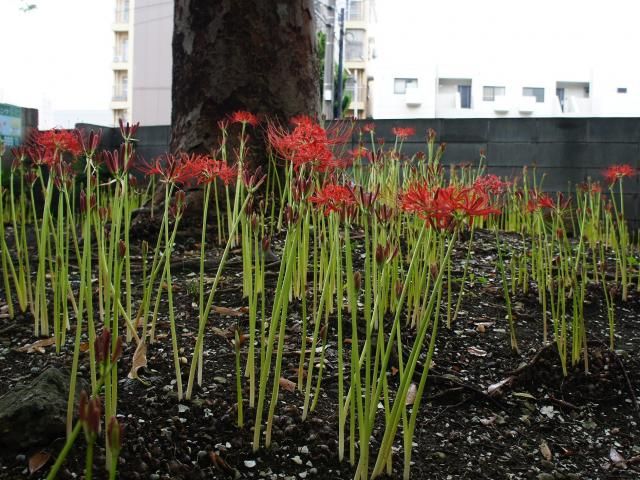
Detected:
[171,0,320,156]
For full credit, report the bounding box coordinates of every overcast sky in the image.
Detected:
[0,0,112,111]
[373,0,640,71]
[0,0,638,115]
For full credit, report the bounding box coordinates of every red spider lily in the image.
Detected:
[118,118,140,141]
[526,193,554,212]
[402,184,500,229]
[317,155,353,172]
[137,153,195,185]
[474,174,508,195]
[267,116,351,171]
[391,127,415,139]
[361,123,375,134]
[216,161,237,186]
[537,193,555,210]
[229,110,259,127]
[32,129,82,165]
[457,188,501,219]
[603,164,635,185]
[578,182,602,194]
[176,154,214,184]
[309,183,355,215]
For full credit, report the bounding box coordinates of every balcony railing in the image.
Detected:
[347,1,365,21]
[113,49,128,63]
[115,8,129,23]
[112,88,128,102]
[344,85,367,103]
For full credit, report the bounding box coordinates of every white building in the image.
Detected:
[111,0,173,126]
[371,0,640,119]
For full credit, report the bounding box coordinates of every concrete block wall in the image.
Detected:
[347,118,640,226]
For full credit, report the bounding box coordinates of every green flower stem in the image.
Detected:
[186,194,252,399]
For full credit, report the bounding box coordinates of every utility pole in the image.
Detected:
[321,0,336,120]
[334,7,345,119]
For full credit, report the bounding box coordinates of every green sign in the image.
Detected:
[0,103,23,147]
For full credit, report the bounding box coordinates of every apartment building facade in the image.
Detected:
[110,0,173,126]
[342,0,375,119]
[372,63,640,119]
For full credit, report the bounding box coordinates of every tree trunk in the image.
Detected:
[171,0,320,156]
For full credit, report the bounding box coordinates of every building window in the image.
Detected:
[458,85,471,108]
[394,78,418,94]
[483,86,505,101]
[345,29,366,61]
[523,87,545,103]
[347,0,365,21]
[617,87,627,94]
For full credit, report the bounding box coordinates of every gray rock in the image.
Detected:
[537,474,555,480]
[0,367,88,450]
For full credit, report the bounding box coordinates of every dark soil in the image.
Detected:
[1,228,639,479]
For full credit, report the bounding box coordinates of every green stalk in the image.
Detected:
[186,194,252,399]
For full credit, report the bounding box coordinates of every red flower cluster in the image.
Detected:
[180,154,237,186]
[603,164,635,185]
[526,193,554,212]
[138,154,193,185]
[578,182,602,194]
[140,153,240,188]
[229,110,259,127]
[473,174,508,195]
[309,183,355,215]
[526,192,571,213]
[32,129,83,165]
[267,115,350,172]
[391,127,415,139]
[401,183,500,229]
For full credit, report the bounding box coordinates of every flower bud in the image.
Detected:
[79,391,102,437]
[107,416,124,452]
[395,280,403,297]
[261,235,271,253]
[111,335,123,364]
[353,271,362,291]
[95,329,111,365]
